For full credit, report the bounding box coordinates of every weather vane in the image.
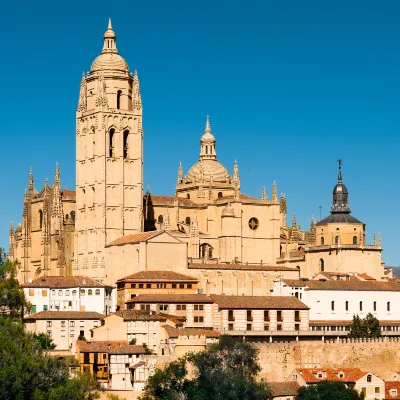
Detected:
[337,158,342,169]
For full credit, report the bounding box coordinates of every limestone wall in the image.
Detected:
[257,337,400,382]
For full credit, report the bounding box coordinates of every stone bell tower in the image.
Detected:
[75,19,143,279]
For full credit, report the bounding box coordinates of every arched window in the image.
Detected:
[319,259,324,272]
[123,130,129,159]
[72,290,77,296]
[117,90,122,109]
[387,302,391,312]
[80,289,85,296]
[158,215,164,224]
[353,236,357,244]
[218,192,223,198]
[331,301,335,311]
[295,292,299,298]
[360,301,363,311]
[95,289,100,296]
[200,243,213,259]
[185,216,191,225]
[70,211,75,222]
[367,375,372,383]
[109,129,115,157]
[335,236,339,244]
[374,301,377,311]
[320,237,324,245]
[187,194,190,199]
[39,210,43,229]
[88,289,93,296]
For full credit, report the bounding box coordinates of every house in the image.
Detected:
[116,270,199,309]
[76,340,145,390]
[23,276,114,315]
[126,293,214,328]
[24,311,104,353]
[269,382,300,399]
[385,382,400,399]
[287,368,385,399]
[210,295,309,333]
[90,309,184,354]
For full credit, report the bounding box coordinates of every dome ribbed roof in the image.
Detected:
[91,53,129,72]
[185,160,231,183]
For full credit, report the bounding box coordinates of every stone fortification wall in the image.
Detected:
[257,337,400,381]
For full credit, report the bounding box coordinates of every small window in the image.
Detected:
[375,387,380,394]
[43,305,48,311]
[109,129,115,157]
[246,323,252,330]
[335,235,339,244]
[353,236,358,244]
[117,90,122,109]
[158,215,163,224]
[277,311,282,321]
[331,301,335,311]
[95,289,100,296]
[387,302,391,312]
[367,375,372,383]
[185,216,191,225]
[29,289,34,296]
[264,311,269,321]
[58,290,63,296]
[228,323,233,331]
[194,316,204,323]
[70,321,75,327]
[360,301,363,311]
[88,289,92,296]
[123,130,129,158]
[320,237,324,245]
[46,321,52,327]
[42,290,48,297]
[172,284,177,289]
[345,301,349,311]
[374,301,377,311]
[72,290,77,296]
[80,289,85,296]
[187,284,192,289]
[65,290,70,296]
[218,192,223,198]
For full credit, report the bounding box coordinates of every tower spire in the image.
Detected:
[132,70,142,112]
[337,158,343,183]
[262,187,268,201]
[205,115,211,134]
[331,159,350,214]
[77,72,87,112]
[271,181,278,202]
[28,168,34,194]
[102,18,118,54]
[199,116,217,161]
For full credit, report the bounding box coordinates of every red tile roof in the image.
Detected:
[22,276,110,288]
[126,294,213,304]
[211,295,309,310]
[24,311,104,320]
[106,231,162,246]
[188,263,298,272]
[385,382,400,399]
[61,190,76,200]
[295,368,369,383]
[356,273,376,281]
[147,196,195,206]
[77,340,145,355]
[282,279,400,291]
[162,325,220,338]
[118,271,198,282]
[112,309,185,324]
[269,382,300,397]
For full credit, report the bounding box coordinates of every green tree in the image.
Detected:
[299,381,363,400]
[140,335,271,400]
[348,313,381,339]
[33,332,57,349]
[0,249,31,320]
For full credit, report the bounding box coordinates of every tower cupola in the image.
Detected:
[331,159,350,214]
[199,116,217,161]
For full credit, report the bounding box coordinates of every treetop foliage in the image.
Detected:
[348,313,381,339]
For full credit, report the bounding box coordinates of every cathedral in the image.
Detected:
[9,20,386,292]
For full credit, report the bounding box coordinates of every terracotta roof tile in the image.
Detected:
[106,231,161,246]
[269,382,300,397]
[22,276,110,288]
[295,368,370,383]
[211,295,309,309]
[126,294,213,304]
[112,309,184,324]
[281,279,400,291]
[61,190,76,200]
[162,325,220,338]
[188,263,298,272]
[118,271,198,282]
[25,311,104,320]
[356,273,376,281]
[77,340,145,355]
[385,382,400,399]
[146,195,195,206]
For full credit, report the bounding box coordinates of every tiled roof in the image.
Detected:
[295,368,369,383]
[25,311,104,320]
[77,340,145,355]
[112,309,184,324]
[210,295,309,310]
[22,276,110,288]
[188,263,298,272]
[147,196,195,206]
[385,382,400,399]
[281,279,400,291]
[269,382,300,397]
[126,294,213,304]
[61,190,76,200]
[106,231,161,246]
[356,273,376,281]
[118,271,198,282]
[162,325,220,338]
[310,320,400,327]
[218,193,259,201]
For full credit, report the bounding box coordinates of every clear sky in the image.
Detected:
[1,0,399,264]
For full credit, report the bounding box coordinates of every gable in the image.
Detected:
[147,231,183,244]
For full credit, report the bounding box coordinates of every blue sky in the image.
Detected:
[1,0,399,264]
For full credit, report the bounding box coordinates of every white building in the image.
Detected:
[23,276,115,315]
[272,279,400,333]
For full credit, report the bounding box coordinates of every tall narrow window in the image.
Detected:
[158,215,163,224]
[387,302,391,312]
[205,146,208,154]
[331,301,335,311]
[353,236,358,244]
[319,259,324,272]
[39,210,43,229]
[335,236,339,244]
[117,90,122,109]
[374,301,377,311]
[218,192,223,198]
[360,301,363,311]
[345,301,349,311]
[185,216,191,225]
[321,237,324,245]
[109,129,115,157]
[123,130,129,159]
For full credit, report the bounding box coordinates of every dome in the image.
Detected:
[185,160,231,183]
[91,53,129,72]
[222,203,235,217]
